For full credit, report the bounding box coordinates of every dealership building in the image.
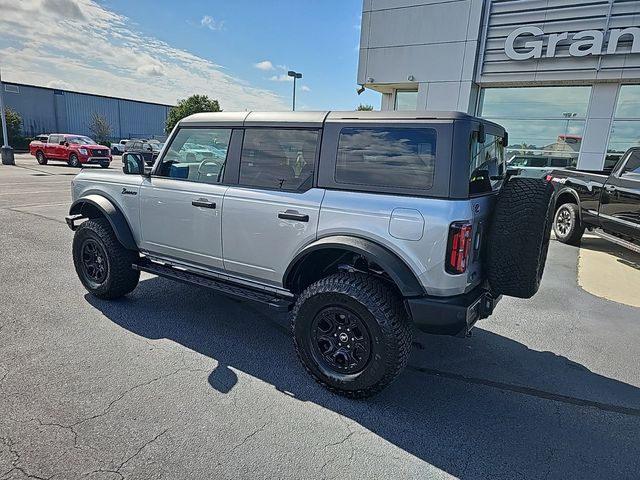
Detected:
[358,0,640,169]
[2,82,171,142]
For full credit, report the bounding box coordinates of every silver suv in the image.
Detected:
[66,111,554,397]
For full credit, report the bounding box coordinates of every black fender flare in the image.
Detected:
[69,194,137,251]
[283,235,424,297]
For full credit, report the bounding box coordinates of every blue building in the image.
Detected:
[2,82,172,141]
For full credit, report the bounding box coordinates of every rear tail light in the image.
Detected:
[545,174,553,182]
[446,222,473,274]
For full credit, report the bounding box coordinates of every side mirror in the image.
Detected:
[59,140,66,145]
[122,153,145,175]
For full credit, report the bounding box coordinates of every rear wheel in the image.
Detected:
[35,151,47,165]
[68,153,81,168]
[72,218,140,299]
[553,203,584,246]
[292,272,412,398]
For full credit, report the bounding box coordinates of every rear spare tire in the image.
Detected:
[486,177,554,299]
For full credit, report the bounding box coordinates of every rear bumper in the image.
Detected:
[405,287,501,336]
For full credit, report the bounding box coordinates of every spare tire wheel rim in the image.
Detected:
[310,306,372,375]
[555,206,572,238]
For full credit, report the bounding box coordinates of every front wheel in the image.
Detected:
[68,153,81,168]
[553,203,584,246]
[292,272,412,398]
[72,218,140,299]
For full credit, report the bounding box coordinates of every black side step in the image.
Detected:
[133,259,293,312]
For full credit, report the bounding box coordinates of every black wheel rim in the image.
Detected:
[310,306,372,375]
[80,239,108,284]
[555,207,572,237]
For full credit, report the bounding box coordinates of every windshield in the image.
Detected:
[68,136,96,145]
[151,143,163,151]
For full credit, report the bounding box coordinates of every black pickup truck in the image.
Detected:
[550,147,640,253]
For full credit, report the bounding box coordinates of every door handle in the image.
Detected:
[192,199,216,209]
[605,185,617,193]
[278,210,309,222]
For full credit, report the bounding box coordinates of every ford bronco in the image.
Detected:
[66,111,553,397]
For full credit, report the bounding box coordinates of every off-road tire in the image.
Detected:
[291,272,412,398]
[68,153,81,168]
[72,218,139,299]
[36,150,47,165]
[487,177,554,299]
[553,203,584,246]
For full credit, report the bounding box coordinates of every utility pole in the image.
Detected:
[287,70,302,111]
[0,67,15,165]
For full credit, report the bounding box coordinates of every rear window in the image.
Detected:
[335,127,436,190]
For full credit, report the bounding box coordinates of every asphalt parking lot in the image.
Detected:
[1,153,639,479]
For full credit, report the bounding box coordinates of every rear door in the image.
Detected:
[599,149,640,237]
[222,127,323,286]
[47,135,61,159]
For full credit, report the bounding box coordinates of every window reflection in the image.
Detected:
[606,86,640,168]
[395,90,418,111]
[480,86,590,169]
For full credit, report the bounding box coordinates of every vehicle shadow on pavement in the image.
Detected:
[86,277,640,479]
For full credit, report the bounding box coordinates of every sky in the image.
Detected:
[0,0,380,111]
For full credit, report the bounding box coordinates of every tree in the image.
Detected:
[89,113,111,145]
[0,108,23,144]
[356,104,374,111]
[165,95,222,133]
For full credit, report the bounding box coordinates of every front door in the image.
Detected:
[139,126,234,271]
[222,128,323,286]
[599,149,640,238]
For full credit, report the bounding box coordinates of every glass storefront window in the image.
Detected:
[606,85,640,168]
[479,86,591,169]
[395,90,418,111]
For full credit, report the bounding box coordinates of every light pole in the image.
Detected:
[287,70,302,111]
[562,112,577,138]
[0,67,14,165]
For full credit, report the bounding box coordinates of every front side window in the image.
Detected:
[469,132,506,195]
[239,129,318,191]
[157,127,231,184]
[336,127,436,190]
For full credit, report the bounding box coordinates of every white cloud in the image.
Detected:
[200,15,223,31]
[136,64,165,77]
[0,0,285,110]
[301,85,311,92]
[255,60,274,71]
[269,74,293,82]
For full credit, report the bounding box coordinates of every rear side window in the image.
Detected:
[239,129,318,191]
[335,127,436,190]
[469,132,506,195]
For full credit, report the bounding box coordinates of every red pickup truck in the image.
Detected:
[29,134,112,168]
